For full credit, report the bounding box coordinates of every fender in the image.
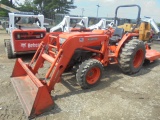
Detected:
[115,32,139,57]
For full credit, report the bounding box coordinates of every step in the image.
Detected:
[108,53,116,58]
[49,50,56,58]
[109,61,117,64]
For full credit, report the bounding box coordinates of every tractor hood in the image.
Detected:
[59,30,105,39]
[58,30,105,44]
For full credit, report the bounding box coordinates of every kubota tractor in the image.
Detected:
[4,12,46,59]
[10,5,160,118]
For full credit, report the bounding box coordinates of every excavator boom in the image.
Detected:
[141,17,160,34]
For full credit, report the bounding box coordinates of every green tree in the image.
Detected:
[17,0,37,12]
[0,0,76,18]
[34,0,76,19]
[0,0,14,17]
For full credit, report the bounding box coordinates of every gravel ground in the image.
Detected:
[0,29,160,120]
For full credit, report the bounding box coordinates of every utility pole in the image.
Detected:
[96,4,100,18]
[81,8,85,16]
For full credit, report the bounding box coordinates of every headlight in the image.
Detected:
[59,38,66,44]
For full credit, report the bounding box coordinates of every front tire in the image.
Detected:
[76,59,103,89]
[118,39,146,74]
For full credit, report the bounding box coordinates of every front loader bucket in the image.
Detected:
[11,58,54,119]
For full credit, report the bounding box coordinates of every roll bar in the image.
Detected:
[114,4,141,32]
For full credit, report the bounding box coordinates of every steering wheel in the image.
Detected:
[105,28,112,36]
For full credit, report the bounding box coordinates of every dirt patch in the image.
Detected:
[0,29,160,120]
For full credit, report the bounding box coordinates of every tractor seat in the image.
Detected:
[109,28,124,44]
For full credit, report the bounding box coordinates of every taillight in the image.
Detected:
[40,33,43,38]
[15,32,28,40]
[14,32,45,40]
[17,34,21,39]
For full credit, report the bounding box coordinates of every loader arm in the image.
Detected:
[31,32,109,91]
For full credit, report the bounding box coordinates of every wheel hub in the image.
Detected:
[133,49,144,68]
[86,67,100,84]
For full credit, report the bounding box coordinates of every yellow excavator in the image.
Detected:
[118,17,160,41]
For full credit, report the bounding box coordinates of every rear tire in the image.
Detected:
[4,40,15,59]
[76,59,103,89]
[118,39,146,74]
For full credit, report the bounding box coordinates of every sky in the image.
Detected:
[18,0,160,22]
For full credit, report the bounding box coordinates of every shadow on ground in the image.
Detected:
[12,53,160,119]
[131,59,160,77]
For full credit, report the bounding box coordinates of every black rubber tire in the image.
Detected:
[118,39,146,74]
[76,59,103,89]
[5,40,15,59]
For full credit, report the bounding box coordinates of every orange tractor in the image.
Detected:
[11,5,160,118]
